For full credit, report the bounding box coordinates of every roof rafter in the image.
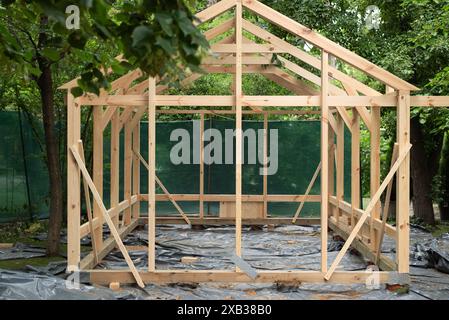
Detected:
[242,0,419,91]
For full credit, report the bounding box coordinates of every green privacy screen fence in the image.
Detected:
[0,111,351,222]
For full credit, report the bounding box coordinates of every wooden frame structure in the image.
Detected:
[60,0,449,287]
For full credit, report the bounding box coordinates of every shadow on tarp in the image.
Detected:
[1,226,449,300]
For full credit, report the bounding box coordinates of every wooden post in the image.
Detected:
[123,122,132,226]
[321,50,329,273]
[396,90,410,273]
[370,105,381,249]
[336,114,344,223]
[92,106,104,250]
[110,108,120,227]
[351,110,360,228]
[263,112,268,218]
[148,77,157,272]
[199,113,205,219]
[235,0,243,260]
[132,119,141,219]
[67,92,81,272]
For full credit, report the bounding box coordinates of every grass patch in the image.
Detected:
[0,256,65,270]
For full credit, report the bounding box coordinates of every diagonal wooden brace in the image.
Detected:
[70,143,145,288]
[134,150,191,225]
[324,143,412,280]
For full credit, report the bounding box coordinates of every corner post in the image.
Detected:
[235,0,243,260]
[148,77,157,272]
[321,50,329,273]
[67,92,81,271]
[396,90,410,273]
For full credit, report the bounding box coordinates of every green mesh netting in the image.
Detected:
[0,112,352,222]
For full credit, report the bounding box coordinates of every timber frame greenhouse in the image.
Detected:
[59,0,449,287]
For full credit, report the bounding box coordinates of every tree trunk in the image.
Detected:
[410,117,435,225]
[37,65,63,256]
[439,132,449,221]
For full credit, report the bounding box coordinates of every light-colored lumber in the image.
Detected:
[263,113,268,218]
[396,91,411,273]
[134,150,191,225]
[242,0,419,91]
[370,105,381,250]
[148,77,157,272]
[241,19,382,96]
[110,109,120,227]
[89,269,394,285]
[351,108,361,228]
[235,0,243,261]
[181,256,199,264]
[67,92,80,272]
[80,217,139,270]
[123,123,132,226]
[92,106,104,251]
[195,0,236,25]
[78,94,398,107]
[324,143,412,280]
[410,96,449,107]
[376,143,398,265]
[109,282,120,291]
[292,162,321,224]
[140,193,321,202]
[78,141,99,265]
[69,146,144,288]
[80,196,138,238]
[203,17,235,39]
[328,218,396,271]
[132,121,140,220]
[321,50,329,273]
[199,114,205,219]
[211,43,284,53]
[336,114,344,223]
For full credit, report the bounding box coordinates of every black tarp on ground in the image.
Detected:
[1,225,449,300]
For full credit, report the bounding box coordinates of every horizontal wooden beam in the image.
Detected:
[140,194,321,202]
[151,217,320,225]
[88,269,395,285]
[211,43,284,53]
[410,96,449,107]
[77,95,400,107]
[156,109,320,115]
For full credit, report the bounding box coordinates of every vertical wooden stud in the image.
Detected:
[199,113,205,219]
[67,92,81,272]
[235,0,243,260]
[92,106,104,250]
[123,122,132,226]
[148,77,157,272]
[321,50,329,273]
[132,118,141,219]
[263,112,268,218]
[110,108,120,227]
[336,114,344,223]
[396,90,410,273]
[370,105,381,249]
[351,110,360,228]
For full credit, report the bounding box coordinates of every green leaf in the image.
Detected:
[42,48,60,62]
[71,87,84,98]
[155,36,175,55]
[156,13,174,36]
[132,25,153,47]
